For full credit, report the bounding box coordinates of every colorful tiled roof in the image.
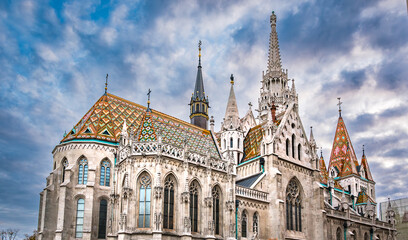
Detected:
[136,111,157,142]
[356,190,376,205]
[360,153,374,181]
[328,116,359,178]
[319,154,329,184]
[61,93,221,158]
[243,123,264,161]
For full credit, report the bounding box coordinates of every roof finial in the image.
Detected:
[320,147,323,158]
[362,144,365,156]
[105,73,108,94]
[147,88,152,112]
[337,97,342,117]
[230,74,234,85]
[198,40,202,67]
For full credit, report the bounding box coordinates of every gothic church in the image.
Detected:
[37,12,397,240]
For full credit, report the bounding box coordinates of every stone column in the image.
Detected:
[54,168,71,240]
[181,159,192,240]
[153,156,163,240]
[82,167,96,240]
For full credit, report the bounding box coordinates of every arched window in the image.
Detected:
[163,175,175,229]
[238,138,240,149]
[75,198,85,238]
[212,187,221,235]
[224,139,226,150]
[100,160,111,186]
[62,159,68,183]
[78,158,88,185]
[253,212,259,234]
[189,181,199,232]
[286,139,290,156]
[298,144,301,160]
[336,227,342,240]
[241,211,247,237]
[292,134,295,158]
[98,199,108,238]
[230,137,233,148]
[286,179,302,231]
[364,232,369,240]
[351,230,357,240]
[138,173,151,228]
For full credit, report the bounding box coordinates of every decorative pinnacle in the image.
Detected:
[230,74,234,85]
[147,88,152,110]
[270,11,277,25]
[105,73,108,94]
[320,147,323,158]
[337,97,342,117]
[362,145,365,156]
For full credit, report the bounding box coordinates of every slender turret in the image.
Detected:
[189,40,209,129]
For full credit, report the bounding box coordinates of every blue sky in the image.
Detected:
[0,0,407,237]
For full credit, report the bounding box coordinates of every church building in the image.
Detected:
[37,11,397,240]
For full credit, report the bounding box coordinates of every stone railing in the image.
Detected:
[120,141,228,172]
[236,185,268,202]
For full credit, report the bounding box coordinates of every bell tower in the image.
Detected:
[189,40,209,129]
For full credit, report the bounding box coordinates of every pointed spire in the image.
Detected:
[361,146,374,181]
[193,40,205,101]
[223,74,240,129]
[310,126,316,144]
[319,149,329,184]
[328,112,359,178]
[291,79,296,93]
[267,11,282,73]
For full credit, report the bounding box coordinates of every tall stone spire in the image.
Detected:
[222,74,240,130]
[190,40,209,129]
[267,11,282,73]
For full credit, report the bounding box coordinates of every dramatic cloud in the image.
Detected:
[0,0,407,236]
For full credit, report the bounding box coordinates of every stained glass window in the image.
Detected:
[100,160,111,186]
[212,187,220,235]
[98,199,107,238]
[163,176,175,229]
[286,179,302,232]
[75,198,85,238]
[242,211,247,237]
[138,173,151,228]
[189,181,199,232]
[78,158,88,185]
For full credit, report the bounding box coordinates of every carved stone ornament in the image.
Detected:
[207,220,214,235]
[184,216,191,233]
[119,213,127,230]
[226,200,235,211]
[205,197,213,208]
[110,193,119,203]
[181,191,190,203]
[154,212,162,231]
[122,187,133,199]
[154,186,163,199]
[120,148,129,161]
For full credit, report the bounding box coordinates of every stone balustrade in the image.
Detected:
[236,185,268,202]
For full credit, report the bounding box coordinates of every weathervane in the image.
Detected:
[105,73,108,94]
[337,97,342,117]
[147,89,152,110]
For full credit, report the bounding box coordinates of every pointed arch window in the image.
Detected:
[98,199,108,238]
[78,158,88,185]
[189,181,199,232]
[292,134,295,158]
[286,179,302,232]
[100,160,111,186]
[75,198,85,238]
[286,139,290,156]
[138,173,152,228]
[298,144,301,160]
[212,187,221,235]
[163,175,175,229]
[253,212,259,234]
[62,159,68,183]
[230,137,233,148]
[336,227,342,240]
[241,211,247,237]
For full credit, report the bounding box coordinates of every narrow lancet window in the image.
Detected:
[138,173,151,228]
[100,160,111,186]
[163,175,175,229]
[78,158,88,185]
[189,181,199,232]
[75,198,85,238]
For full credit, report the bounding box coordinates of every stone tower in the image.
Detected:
[258,11,297,122]
[190,40,209,129]
[220,74,244,164]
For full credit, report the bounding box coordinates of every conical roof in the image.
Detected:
[360,153,374,181]
[328,116,359,178]
[192,55,206,101]
[319,153,329,184]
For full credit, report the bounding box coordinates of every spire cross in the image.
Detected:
[147,89,152,109]
[105,73,108,94]
[337,97,342,116]
[198,40,202,66]
[320,147,323,157]
[230,74,234,85]
[363,144,365,156]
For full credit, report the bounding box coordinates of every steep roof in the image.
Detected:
[243,123,264,162]
[319,153,329,184]
[236,173,263,188]
[192,54,206,101]
[356,190,376,205]
[61,93,221,159]
[328,116,359,178]
[360,153,374,181]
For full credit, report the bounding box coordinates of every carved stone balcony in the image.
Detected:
[235,185,268,202]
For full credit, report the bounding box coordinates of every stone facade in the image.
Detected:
[37,11,396,240]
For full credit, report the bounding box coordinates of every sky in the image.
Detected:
[0,0,407,237]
